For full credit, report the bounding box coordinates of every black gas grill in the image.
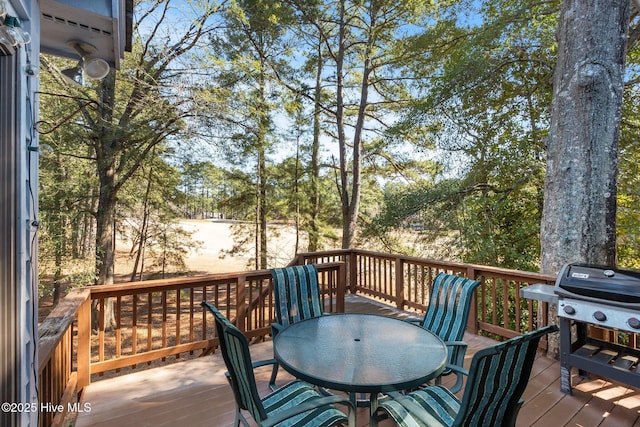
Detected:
[555,263,640,394]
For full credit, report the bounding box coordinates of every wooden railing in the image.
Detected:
[37,251,562,425]
[36,262,345,426]
[87,262,345,376]
[296,249,557,339]
[37,288,90,427]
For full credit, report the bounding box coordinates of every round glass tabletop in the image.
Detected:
[273,313,447,393]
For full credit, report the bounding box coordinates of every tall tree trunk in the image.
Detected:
[344,10,375,249]
[161,229,167,279]
[51,153,65,306]
[92,179,117,331]
[93,71,118,331]
[95,175,117,254]
[254,192,260,270]
[257,65,269,269]
[294,131,301,255]
[541,0,630,358]
[336,0,351,249]
[309,44,323,252]
[541,0,630,274]
[131,169,153,281]
[337,1,375,249]
[259,144,268,269]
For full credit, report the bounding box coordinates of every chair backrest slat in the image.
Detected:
[272,264,323,328]
[422,273,481,342]
[454,325,557,427]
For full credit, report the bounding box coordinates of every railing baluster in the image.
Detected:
[395,257,403,310]
[162,290,167,361]
[176,289,181,351]
[99,298,105,363]
[116,296,121,362]
[147,292,152,362]
[515,281,523,333]
[202,285,207,340]
[189,287,195,354]
[502,279,509,331]
[492,277,498,327]
[236,276,247,332]
[132,294,138,366]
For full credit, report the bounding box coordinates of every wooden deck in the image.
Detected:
[74,296,640,427]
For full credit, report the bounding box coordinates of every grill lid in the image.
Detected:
[554,263,640,305]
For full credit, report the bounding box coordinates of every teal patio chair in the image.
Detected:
[377,325,558,427]
[269,264,324,389]
[407,272,481,393]
[201,301,355,427]
[271,264,324,335]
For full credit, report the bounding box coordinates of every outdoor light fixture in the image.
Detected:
[61,41,111,85]
[0,15,31,48]
[61,63,84,85]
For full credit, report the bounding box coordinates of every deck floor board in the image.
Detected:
[75,296,640,426]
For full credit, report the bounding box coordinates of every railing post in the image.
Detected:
[236,275,247,333]
[395,257,405,310]
[336,263,346,313]
[349,250,358,294]
[466,267,479,335]
[77,290,91,395]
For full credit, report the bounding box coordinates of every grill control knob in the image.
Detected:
[593,311,607,322]
[628,317,640,330]
[563,305,575,315]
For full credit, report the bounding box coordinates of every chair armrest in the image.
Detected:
[262,395,356,427]
[272,315,332,337]
[444,363,469,377]
[252,358,278,370]
[224,358,278,381]
[271,322,284,337]
[444,340,467,348]
[444,341,468,368]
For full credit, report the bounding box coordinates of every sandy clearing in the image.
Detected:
[114,219,305,278]
[177,219,303,273]
[177,219,250,273]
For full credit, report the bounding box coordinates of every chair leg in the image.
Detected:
[346,403,356,427]
[506,399,523,427]
[235,409,252,427]
[268,361,279,391]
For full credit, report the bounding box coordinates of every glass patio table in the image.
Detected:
[273,313,447,426]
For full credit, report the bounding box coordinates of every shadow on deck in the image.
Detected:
[75,295,640,427]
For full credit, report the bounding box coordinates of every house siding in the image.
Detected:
[0,45,21,427]
[1,1,40,426]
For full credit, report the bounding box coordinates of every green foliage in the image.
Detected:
[37,0,218,295]
[141,223,195,278]
[363,0,558,271]
[178,161,226,219]
[616,15,640,268]
[618,76,640,269]
[37,0,640,287]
